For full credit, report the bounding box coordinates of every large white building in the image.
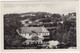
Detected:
[16,27,50,45]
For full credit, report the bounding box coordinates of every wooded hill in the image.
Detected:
[4,12,76,49]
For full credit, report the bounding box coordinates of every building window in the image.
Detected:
[39,42,41,44]
[29,42,31,44]
[29,34,31,36]
[44,33,46,35]
[37,42,38,44]
[38,33,39,35]
[48,33,49,35]
[46,33,47,35]
[38,33,40,35]
[43,33,45,35]
[47,33,49,35]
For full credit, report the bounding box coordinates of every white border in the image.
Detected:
[0,0,78,1]
[0,0,80,53]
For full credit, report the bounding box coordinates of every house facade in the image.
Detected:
[16,27,50,45]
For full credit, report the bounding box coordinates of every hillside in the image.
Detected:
[4,12,76,49]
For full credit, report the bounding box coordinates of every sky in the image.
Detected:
[2,1,78,15]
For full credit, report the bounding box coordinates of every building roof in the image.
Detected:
[20,27,49,34]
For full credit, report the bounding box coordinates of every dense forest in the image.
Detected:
[4,12,76,49]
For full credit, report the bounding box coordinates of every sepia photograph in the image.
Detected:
[1,1,78,50]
